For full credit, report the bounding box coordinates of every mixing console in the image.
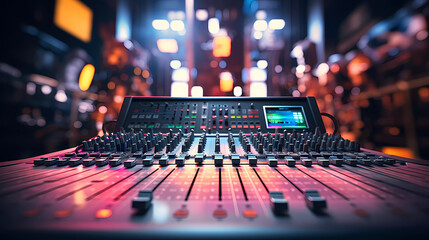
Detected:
[1,97,429,239]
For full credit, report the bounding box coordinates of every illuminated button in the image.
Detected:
[242,115,247,118]
[191,116,196,118]
[213,209,227,219]
[176,125,182,128]
[237,125,242,128]
[212,115,216,119]
[55,210,72,219]
[200,125,206,129]
[243,209,258,219]
[353,209,370,217]
[231,125,236,128]
[249,115,253,118]
[219,126,223,129]
[213,125,216,129]
[243,125,249,128]
[231,116,235,118]
[254,115,259,118]
[237,116,241,118]
[95,209,112,219]
[174,209,189,218]
[250,125,255,129]
[185,116,190,119]
[190,125,195,128]
[23,209,41,218]
[255,125,261,128]
[155,109,160,112]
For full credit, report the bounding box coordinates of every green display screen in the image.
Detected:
[263,106,308,129]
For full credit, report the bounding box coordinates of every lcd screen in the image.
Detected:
[263,106,308,129]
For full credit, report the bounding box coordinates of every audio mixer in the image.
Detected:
[1,97,429,239]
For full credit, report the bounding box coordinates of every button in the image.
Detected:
[23,209,41,218]
[243,209,258,219]
[55,209,72,218]
[174,209,189,218]
[132,190,153,214]
[270,192,288,215]
[353,209,370,218]
[304,190,327,212]
[95,209,112,219]
[213,209,227,219]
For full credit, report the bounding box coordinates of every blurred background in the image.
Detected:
[1,0,429,161]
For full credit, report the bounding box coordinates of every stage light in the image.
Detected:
[78,64,95,91]
[191,86,203,97]
[152,19,169,30]
[98,106,107,114]
[26,82,36,95]
[54,0,93,42]
[196,9,208,21]
[253,31,263,40]
[292,90,301,97]
[142,70,150,78]
[172,67,189,82]
[133,67,142,75]
[257,60,268,69]
[171,20,185,31]
[170,60,181,69]
[249,67,267,82]
[208,18,220,35]
[55,90,67,102]
[219,60,227,69]
[157,39,178,53]
[219,72,233,92]
[171,82,188,97]
[268,19,285,30]
[274,65,283,73]
[115,0,131,41]
[213,36,231,57]
[41,85,52,95]
[123,40,133,50]
[296,64,305,74]
[250,82,267,97]
[233,86,242,97]
[253,20,267,31]
[316,63,329,76]
[255,10,267,20]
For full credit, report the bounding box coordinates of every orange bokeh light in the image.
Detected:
[213,36,231,57]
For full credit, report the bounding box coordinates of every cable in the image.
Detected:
[321,112,338,135]
[102,120,117,135]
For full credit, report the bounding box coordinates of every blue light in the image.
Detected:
[219,60,227,69]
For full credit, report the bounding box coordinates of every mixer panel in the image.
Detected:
[1,96,429,239]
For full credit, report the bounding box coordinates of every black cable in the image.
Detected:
[321,112,338,135]
[102,120,117,134]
